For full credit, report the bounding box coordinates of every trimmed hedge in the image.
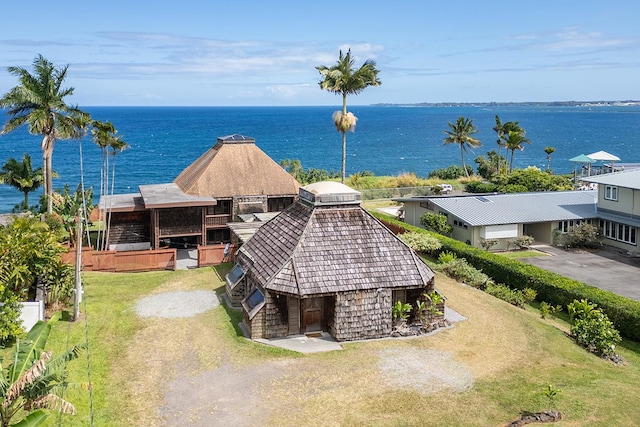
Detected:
[372,211,640,342]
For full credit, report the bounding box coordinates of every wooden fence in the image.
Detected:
[197,244,237,267]
[62,247,177,272]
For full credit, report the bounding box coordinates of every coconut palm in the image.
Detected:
[91,120,128,250]
[443,116,481,178]
[504,131,531,172]
[0,55,89,213]
[0,154,44,211]
[316,49,381,183]
[544,146,556,172]
[0,319,83,427]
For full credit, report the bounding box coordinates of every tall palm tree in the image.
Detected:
[0,154,44,211]
[0,54,89,213]
[316,49,381,183]
[91,120,127,250]
[544,146,556,172]
[443,116,481,178]
[504,131,531,172]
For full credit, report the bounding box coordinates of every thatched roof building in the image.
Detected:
[227,181,438,342]
[100,134,300,253]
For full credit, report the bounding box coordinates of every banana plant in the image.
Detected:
[0,318,83,426]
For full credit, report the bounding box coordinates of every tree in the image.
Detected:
[0,55,89,213]
[316,49,381,183]
[91,120,127,250]
[443,116,481,178]
[0,154,44,212]
[492,116,507,174]
[544,146,556,172]
[420,212,453,236]
[504,130,531,172]
[0,319,83,426]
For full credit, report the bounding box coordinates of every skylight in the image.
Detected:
[475,196,493,203]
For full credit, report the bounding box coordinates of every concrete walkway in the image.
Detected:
[521,245,640,301]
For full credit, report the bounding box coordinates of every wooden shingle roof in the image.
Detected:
[238,186,435,297]
[173,134,300,198]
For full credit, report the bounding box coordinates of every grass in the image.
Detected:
[496,249,550,259]
[40,266,640,426]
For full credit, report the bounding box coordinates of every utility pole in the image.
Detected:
[74,209,83,321]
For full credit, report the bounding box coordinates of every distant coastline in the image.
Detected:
[373,100,640,108]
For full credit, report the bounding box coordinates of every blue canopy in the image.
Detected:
[569,154,596,163]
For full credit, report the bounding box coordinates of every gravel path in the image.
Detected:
[135,290,219,319]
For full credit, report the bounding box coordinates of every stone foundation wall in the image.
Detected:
[333,289,393,341]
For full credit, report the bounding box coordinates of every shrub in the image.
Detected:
[399,232,442,255]
[561,223,601,248]
[465,181,498,193]
[568,299,621,358]
[540,301,562,319]
[439,258,495,289]
[420,212,453,236]
[438,250,457,264]
[428,165,472,180]
[392,301,412,323]
[372,211,640,342]
[511,235,534,250]
[485,283,536,308]
[479,237,499,251]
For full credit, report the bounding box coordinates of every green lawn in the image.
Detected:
[41,266,640,426]
[496,249,550,259]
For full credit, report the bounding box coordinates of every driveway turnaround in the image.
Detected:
[520,245,640,302]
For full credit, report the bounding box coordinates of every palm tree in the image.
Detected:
[316,49,381,183]
[91,120,127,250]
[443,116,481,178]
[544,146,556,172]
[504,131,531,172]
[492,115,506,173]
[0,154,44,211]
[0,55,89,213]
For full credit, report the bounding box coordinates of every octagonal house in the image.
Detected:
[227,181,439,342]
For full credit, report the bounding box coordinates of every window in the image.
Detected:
[453,219,468,229]
[604,185,618,201]
[242,287,265,319]
[601,219,637,245]
[558,219,590,233]
[225,264,245,290]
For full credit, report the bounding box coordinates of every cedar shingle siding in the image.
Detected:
[233,182,437,342]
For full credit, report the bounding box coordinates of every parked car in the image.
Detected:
[435,184,453,194]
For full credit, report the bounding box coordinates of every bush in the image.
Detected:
[540,301,562,319]
[438,250,457,264]
[399,232,442,255]
[485,283,537,308]
[568,299,621,357]
[371,211,640,342]
[439,258,495,289]
[428,165,472,180]
[561,223,601,248]
[420,212,453,236]
[465,181,498,193]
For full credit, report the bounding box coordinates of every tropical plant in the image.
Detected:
[391,301,412,324]
[0,55,90,213]
[544,146,556,172]
[0,318,83,426]
[424,291,444,318]
[568,299,621,358]
[485,284,536,308]
[316,49,381,183]
[474,150,506,179]
[437,251,457,264]
[539,302,562,320]
[0,154,44,212]
[49,184,94,246]
[443,117,481,178]
[91,120,128,251]
[503,129,531,173]
[543,384,561,410]
[420,212,453,236]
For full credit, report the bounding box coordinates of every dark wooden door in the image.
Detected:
[303,297,323,332]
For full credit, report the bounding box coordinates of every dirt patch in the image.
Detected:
[135,290,219,319]
[378,348,473,393]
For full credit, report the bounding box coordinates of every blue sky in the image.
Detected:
[1,0,639,106]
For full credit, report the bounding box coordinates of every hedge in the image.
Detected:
[372,211,640,342]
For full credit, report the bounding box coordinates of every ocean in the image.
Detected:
[1,104,639,213]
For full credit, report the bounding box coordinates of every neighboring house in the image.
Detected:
[581,169,640,254]
[395,191,598,250]
[100,134,300,250]
[226,181,437,342]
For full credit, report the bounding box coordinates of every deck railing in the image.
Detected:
[205,214,231,227]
